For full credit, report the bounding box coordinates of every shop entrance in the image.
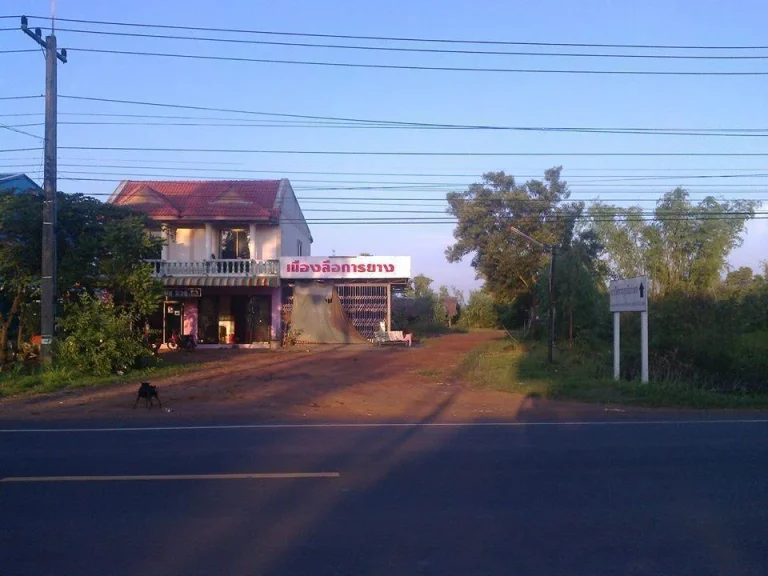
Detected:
[232,295,271,343]
[163,301,183,343]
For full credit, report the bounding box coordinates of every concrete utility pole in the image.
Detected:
[20,16,67,363]
[508,225,557,364]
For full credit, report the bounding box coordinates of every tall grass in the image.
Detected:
[455,336,768,409]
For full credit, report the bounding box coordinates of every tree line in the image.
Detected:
[444,168,768,389]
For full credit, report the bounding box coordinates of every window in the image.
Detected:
[220,229,250,259]
[297,240,303,256]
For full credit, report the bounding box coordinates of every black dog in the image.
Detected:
[134,382,161,409]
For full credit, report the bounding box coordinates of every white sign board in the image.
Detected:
[279,256,411,280]
[610,276,648,313]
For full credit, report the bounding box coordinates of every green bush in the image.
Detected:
[57,295,150,376]
[458,291,499,329]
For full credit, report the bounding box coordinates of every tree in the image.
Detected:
[0,192,43,363]
[407,274,435,299]
[590,189,758,295]
[0,191,163,365]
[446,168,581,328]
[723,267,756,298]
[359,252,372,256]
[459,290,498,328]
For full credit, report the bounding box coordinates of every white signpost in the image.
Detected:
[610,276,649,383]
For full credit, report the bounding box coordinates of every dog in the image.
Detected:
[134,382,161,409]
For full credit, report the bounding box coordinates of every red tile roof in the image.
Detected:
[109,180,282,221]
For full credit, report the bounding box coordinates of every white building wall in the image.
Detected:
[166,228,207,260]
[172,228,192,260]
[277,179,312,257]
[249,226,280,260]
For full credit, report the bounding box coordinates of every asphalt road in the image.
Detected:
[2,418,768,576]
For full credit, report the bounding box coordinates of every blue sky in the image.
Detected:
[2,0,767,293]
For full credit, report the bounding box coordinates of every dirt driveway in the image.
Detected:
[0,332,644,423]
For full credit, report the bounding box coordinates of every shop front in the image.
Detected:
[279,256,411,341]
[159,284,281,347]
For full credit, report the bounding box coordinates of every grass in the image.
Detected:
[455,337,768,410]
[408,322,468,340]
[415,368,442,377]
[0,359,203,399]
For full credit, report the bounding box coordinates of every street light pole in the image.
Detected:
[547,245,556,364]
[508,225,556,364]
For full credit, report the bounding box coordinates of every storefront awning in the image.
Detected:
[160,276,279,288]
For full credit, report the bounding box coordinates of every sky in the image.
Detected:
[1,0,767,294]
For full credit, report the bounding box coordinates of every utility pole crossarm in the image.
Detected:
[20,16,67,61]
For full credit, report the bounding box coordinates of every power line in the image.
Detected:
[50,27,768,61]
[0,95,43,100]
[47,190,768,204]
[17,165,768,182]
[7,105,768,137]
[31,147,768,157]
[54,96,768,136]
[0,123,43,140]
[8,119,768,137]
[48,177,768,196]
[48,171,768,189]
[6,160,768,175]
[22,15,768,50]
[63,47,768,76]
[0,49,39,54]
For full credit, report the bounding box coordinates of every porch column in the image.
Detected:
[248,223,258,260]
[161,226,170,260]
[204,223,214,259]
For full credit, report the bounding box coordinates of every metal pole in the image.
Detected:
[640,310,649,383]
[40,34,58,364]
[547,246,556,364]
[613,312,620,380]
[386,283,392,331]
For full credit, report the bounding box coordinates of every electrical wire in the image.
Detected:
[62,47,768,76]
[54,96,768,135]
[4,160,768,175]
[36,147,768,157]
[7,119,768,137]
[22,15,768,50]
[0,123,43,140]
[49,27,768,61]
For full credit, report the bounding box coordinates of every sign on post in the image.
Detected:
[610,276,648,312]
[610,276,649,383]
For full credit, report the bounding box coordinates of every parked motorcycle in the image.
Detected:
[167,329,197,351]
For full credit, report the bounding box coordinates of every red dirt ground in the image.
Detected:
[0,331,666,422]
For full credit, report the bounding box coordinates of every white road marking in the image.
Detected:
[1,419,768,433]
[1,472,340,483]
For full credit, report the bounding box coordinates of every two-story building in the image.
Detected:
[108,179,311,346]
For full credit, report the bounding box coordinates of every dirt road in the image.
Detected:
[0,331,649,422]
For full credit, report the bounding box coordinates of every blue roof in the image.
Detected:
[0,173,44,196]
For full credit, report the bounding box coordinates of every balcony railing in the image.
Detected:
[147,259,279,277]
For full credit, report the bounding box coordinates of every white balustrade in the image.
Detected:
[146,259,279,277]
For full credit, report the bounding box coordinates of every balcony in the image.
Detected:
[147,259,279,278]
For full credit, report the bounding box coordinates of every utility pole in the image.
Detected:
[508,225,557,364]
[547,244,556,364]
[20,16,67,364]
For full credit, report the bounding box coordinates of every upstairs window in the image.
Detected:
[297,240,303,256]
[220,229,250,259]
